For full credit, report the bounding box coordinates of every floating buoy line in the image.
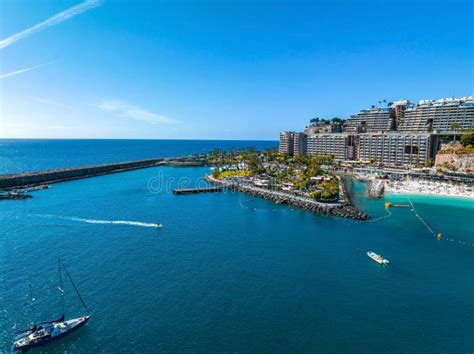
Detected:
[369,206,392,223]
[349,197,473,248]
[349,205,392,224]
[405,196,474,248]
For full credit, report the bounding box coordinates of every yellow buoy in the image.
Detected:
[437,233,442,240]
[384,202,392,208]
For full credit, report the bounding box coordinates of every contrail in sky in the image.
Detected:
[0,62,54,79]
[0,0,103,50]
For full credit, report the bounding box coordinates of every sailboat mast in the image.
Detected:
[62,262,90,315]
[58,258,65,316]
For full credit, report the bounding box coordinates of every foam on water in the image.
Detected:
[67,217,162,228]
[36,214,162,228]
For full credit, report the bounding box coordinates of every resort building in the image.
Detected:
[279,96,473,168]
[391,99,410,128]
[279,131,295,155]
[307,134,352,160]
[358,133,432,167]
[293,132,307,156]
[398,97,474,133]
[344,107,395,133]
[279,132,308,156]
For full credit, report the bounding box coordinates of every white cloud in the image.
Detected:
[0,62,53,79]
[32,96,73,109]
[0,0,103,50]
[97,100,177,125]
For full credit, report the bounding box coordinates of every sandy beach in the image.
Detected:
[385,179,474,198]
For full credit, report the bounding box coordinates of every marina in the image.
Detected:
[3,0,472,350]
[1,148,473,353]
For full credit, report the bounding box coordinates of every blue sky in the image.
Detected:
[0,0,472,140]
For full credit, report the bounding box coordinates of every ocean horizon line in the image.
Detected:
[0,137,279,142]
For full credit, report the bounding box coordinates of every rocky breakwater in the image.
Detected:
[0,158,165,190]
[367,179,385,198]
[162,160,206,167]
[205,175,370,221]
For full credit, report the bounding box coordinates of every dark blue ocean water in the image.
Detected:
[0,139,277,174]
[1,141,473,353]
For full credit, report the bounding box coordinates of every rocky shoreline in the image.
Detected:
[205,175,370,220]
[367,179,385,198]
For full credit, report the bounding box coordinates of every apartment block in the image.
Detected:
[279,131,295,155]
[280,96,473,167]
[399,97,474,133]
[307,134,352,160]
[344,108,395,133]
[293,133,307,156]
[358,133,432,167]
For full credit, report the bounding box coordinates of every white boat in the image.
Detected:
[367,251,389,265]
[12,259,90,352]
[13,316,90,351]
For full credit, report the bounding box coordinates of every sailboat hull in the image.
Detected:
[13,316,90,352]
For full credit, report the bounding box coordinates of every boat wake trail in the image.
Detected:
[65,217,162,228]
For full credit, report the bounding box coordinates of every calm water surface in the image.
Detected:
[0,141,473,353]
[0,139,277,174]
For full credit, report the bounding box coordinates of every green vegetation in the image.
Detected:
[308,117,345,133]
[440,162,459,172]
[330,117,344,133]
[318,177,339,201]
[213,170,253,179]
[207,147,339,202]
[460,132,474,148]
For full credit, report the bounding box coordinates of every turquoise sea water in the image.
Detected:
[1,141,473,352]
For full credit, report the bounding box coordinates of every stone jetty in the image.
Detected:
[173,186,223,194]
[0,158,166,190]
[367,179,385,198]
[205,176,370,220]
[0,158,208,191]
[0,192,32,200]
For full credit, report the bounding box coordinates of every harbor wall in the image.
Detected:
[0,159,165,189]
[205,175,369,220]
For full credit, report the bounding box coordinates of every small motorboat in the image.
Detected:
[367,251,389,265]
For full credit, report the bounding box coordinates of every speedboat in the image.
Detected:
[367,251,389,265]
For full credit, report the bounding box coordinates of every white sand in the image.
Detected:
[385,179,474,198]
